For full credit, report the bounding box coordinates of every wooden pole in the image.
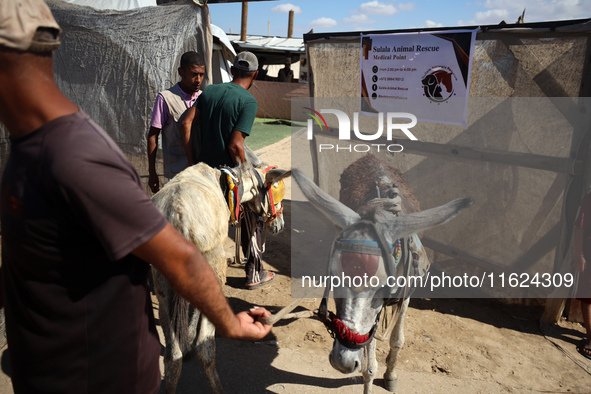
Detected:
[288,10,294,38]
[240,2,248,42]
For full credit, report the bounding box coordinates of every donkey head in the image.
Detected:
[237,161,291,235]
[259,167,291,234]
[292,168,472,374]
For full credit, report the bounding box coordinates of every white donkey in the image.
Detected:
[292,165,471,394]
[151,157,290,394]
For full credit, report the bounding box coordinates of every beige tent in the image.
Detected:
[294,19,591,317]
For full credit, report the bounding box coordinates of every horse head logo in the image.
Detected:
[422,67,454,102]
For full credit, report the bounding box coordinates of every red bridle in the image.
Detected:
[323,311,380,349]
[261,165,284,223]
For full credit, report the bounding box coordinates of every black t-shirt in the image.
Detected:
[1,111,167,393]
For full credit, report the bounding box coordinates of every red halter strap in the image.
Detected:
[331,316,372,345]
[323,311,379,349]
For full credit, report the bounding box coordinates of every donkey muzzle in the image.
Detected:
[266,207,285,234]
[329,344,363,374]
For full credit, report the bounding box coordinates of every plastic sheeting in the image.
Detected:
[60,0,157,11]
[39,0,214,180]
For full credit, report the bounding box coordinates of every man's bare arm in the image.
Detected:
[181,107,199,166]
[147,126,161,193]
[228,129,247,165]
[132,223,272,340]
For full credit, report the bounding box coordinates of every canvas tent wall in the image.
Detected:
[60,0,157,10]
[299,19,591,301]
[0,0,236,182]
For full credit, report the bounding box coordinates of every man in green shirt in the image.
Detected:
[182,51,257,168]
[181,52,276,289]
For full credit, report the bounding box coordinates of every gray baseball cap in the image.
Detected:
[0,0,61,53]
[233,51,259,72]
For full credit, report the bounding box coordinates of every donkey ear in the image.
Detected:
[292,168,361,230]
[382,198,473,240]
[266,168,291,183]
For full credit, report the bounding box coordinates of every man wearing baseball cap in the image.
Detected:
[181,51,277,290]
[0,2,272,393]
[181,51,260,167]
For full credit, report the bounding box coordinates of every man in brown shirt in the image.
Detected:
[0,1,272,392]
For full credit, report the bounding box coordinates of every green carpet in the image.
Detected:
[246,118,306,151]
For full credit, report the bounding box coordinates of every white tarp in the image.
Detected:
[227,34,304,53]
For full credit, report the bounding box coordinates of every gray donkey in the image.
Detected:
[151,157,290,394]
[292,154,472,394]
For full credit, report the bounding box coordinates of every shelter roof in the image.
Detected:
[304,18,591,42]
[227,34,304,64]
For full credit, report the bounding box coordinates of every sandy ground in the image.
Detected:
[158,134,591,393]
[0,134,590,393]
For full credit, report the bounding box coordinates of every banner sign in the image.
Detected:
[360,29,477,128]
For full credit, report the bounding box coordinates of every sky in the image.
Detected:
[208,0,591,37]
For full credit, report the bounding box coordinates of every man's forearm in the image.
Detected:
[134,224,243,338]
[181,107,197,165]
[228,130,247,165]
[147,127,160,173]
[173,251,242,337]
[182,126,194,166]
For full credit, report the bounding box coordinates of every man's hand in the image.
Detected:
[231,307,273,340]
[148,172,160,194]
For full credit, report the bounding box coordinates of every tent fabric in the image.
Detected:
[41,0,215,178]
[60,0,157,11]
[211,24,234,55]
[211,24,236,83]
[298,22,591,297]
